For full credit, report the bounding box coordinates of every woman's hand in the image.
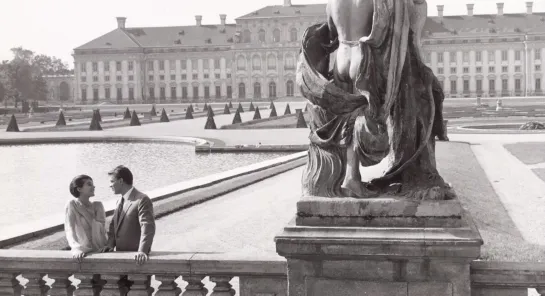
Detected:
[72,251,86,262]
[99,246,113,253]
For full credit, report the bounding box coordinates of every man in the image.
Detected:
[102,165,155,265]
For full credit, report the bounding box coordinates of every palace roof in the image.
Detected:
[75,24,237,50]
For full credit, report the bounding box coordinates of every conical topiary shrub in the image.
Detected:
[56,111,67,126]
[204,113,217,129]
[269,104,277,118]
[203,103,209,112]
[123,108,131,119]
[150,105,157,117]
[253,106,261,120]
[207,107,215,117]
[188,104,194,113]
[185,107,193,119]
[229,101,233,108]
[269,101,274,109]
[296,110,308,128]
[95,109,102,122]
[160,108,170,122]
[224,104,230,114]
[284,103,292,115]
[89,111,102,131]
[249,102,255,112]
[237,103,244,113]
[130,110,141,126]
[304,104,308,112]
[232,109,242,124]
[6,114,19,132]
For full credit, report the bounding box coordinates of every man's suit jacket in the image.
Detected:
[107,188,155,253]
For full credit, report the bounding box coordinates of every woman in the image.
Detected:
[65,175,107,261]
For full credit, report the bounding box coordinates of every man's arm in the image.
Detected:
[137,196,156,254]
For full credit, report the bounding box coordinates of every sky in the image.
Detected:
[1,0,544,66]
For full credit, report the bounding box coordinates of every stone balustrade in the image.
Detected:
[4,249,545,295]
[0,250,287,296]
[471,261,545,296]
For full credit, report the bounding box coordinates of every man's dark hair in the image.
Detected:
[108,165,134,185]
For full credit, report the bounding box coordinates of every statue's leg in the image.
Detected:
[341,141,373,198]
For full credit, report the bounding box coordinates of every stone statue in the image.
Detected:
[297,0,452,200]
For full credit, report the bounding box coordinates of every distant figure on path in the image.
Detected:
[65,175,107,262]
[102,165,155,265]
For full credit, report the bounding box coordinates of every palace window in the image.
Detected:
[290,28,298,42]
[252,55,261,70]
[116,62,121,71]
[273,28,281,43]
[258,29,266,42]
[193,86,199,99]
[128,61,134,71]
[237,56,246,70]
[243,30,251,43]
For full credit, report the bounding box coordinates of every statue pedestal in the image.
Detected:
[275,196,482,296]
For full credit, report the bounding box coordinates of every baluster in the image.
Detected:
[21,273,48,296]
[536,287,545,295]
[128,275,152,296]
[100,274,122,296]
[48,273,73,296]
[210,276,235,296]
[155,275,181,296]
[0,273,21,296]
[73,274,103,296]
[181,275,207,296]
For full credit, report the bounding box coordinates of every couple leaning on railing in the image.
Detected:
[65,164,155,265]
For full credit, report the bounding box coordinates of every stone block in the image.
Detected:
[306,278,407,296]
[239,276,287,296]
[321,260,395,281]
[296,196,463,227]
[471,288,527,296]
[408,282,452,296]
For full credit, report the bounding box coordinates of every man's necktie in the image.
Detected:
[116,197,125,223]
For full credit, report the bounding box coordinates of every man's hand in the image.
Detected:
[99,246,114,253]
[72,251,86,262]
[134,252,148,265]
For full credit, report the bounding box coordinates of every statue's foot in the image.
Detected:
[341,180,378,198]
[437,133,449,141]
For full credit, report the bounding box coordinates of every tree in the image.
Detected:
[0,47,72,103]
[0,81,5,102]
[32,54,71,75]
[32,75,48,101]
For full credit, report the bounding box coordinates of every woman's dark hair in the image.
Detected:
[108,165,133,185]
[69,175,92,198]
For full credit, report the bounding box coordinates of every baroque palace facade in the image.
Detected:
[47,0,545,103]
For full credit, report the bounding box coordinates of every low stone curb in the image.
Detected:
[195,144,309,153]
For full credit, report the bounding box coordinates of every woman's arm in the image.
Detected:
[64,201,84,253]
